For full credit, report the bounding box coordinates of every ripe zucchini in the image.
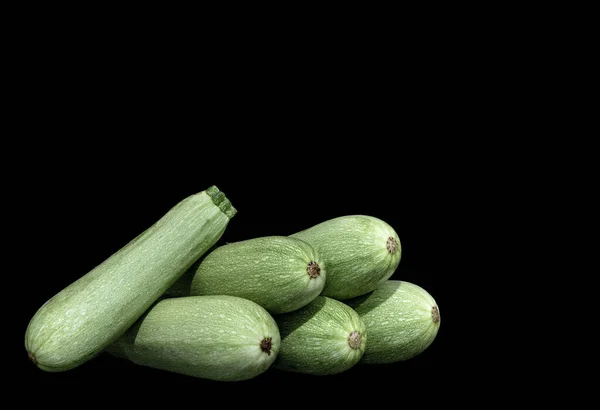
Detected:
[25,186,236,372]
[346,280,440,364]
[274,296,367,375]
[291,215,401,300]
[108,295,280,381]
[190,236,325,314]
[162,259,202,298]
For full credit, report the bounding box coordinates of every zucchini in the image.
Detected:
[190,236,325,314]
[108,295,280,381]
[25,186,236,372]
[162,259,201,298]
[346,280,440,364]
[291,215,401,300]
[274,296,366,375]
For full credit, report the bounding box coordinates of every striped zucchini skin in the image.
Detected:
[274,296,367,375]
[162,258,203,298]
[25,186,236,372]
[190,236,326,314]
[291,215,401,300]
[345,280,440,364]
[108,296,280,381]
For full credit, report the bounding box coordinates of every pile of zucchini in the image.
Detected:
[25,185,440,380]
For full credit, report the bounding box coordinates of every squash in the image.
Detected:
[292,215,401,299]
[25,186,235,371]
[346,280,440,364]
[190,236,325,314]
[108,295,280,381]
[274,296,366,375]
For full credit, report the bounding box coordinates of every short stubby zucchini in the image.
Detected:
[25,186,236,372]
[346,280,440,364]
[190,236,326,314]
[107,295,280,381]
[291,215,401,300]
[274,296,367,375]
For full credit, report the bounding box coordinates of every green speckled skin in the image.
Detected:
[108,296,280,381]
[25,186,236,372]
[291,215,401,300]
[190,236,326,314]
[274,296,367,375]
[345,280,440,364]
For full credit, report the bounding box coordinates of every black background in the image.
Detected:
[6,13,509,403]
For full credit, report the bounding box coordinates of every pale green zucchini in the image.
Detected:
[291,215,401,300]
[190,236,326,314]
[25,186,236,372]
[107,295,280,381]
[274,296,366,375]
[162,259,201,298]
[345,280,440,364]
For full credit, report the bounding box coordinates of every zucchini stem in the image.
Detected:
[307,261,321,279]
[386,236,398,254]
[432,306,440,323]
[348,331,362,349]
[206,185,237,219]
[260,337,273,355]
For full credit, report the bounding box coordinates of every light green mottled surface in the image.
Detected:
[190,236,326,314]
[25,186,235,372]
[274,296,366,375]
[291,215,401,300]
[108,295,280,381]
[346,280,440,364]
[162,258,203,298]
